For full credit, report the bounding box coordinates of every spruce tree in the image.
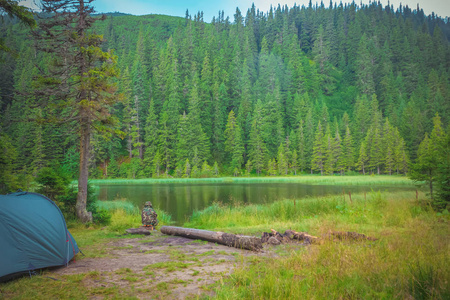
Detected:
[33,0,119,222]
[143,99,159,176]
[312,121,325,175]
[277,143,288,175]
[249,100,267,175]
[410,114,444,200]
[324,126,335,175]
[357,140,369,175]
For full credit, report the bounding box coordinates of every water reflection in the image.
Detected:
[96,183,414,225]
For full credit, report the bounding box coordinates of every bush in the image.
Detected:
[35,167,69,201]
[59,182,111,225]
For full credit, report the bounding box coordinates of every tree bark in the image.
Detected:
[75,1,93,223]
[160,226,262,251]
[76,119,93,223]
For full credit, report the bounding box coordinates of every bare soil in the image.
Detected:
[53,230,277,299]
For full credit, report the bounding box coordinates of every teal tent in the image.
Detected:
[0,191,79,281]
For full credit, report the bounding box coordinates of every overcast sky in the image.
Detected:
[21,0,450,20]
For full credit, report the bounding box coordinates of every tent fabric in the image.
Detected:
[0,191,79,281]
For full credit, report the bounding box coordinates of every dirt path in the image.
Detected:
[54,230,273,299]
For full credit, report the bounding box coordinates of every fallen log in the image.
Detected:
[325,231,378,241]
[160,226,263,251]
[262,229,375,245]
[262,229,320,245]
[284,230,320,244]
[125,227,152,235]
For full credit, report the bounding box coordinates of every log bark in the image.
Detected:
[283,230,320,244]
[126,227,152,235]
[325,231,378,241]
[160,226,262,251]
[262,229,320,245]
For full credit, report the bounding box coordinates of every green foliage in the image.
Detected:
[35,167,69,200]
[1,2,449,180]
[434,124,450,210]
[59,183,111,225]
[0,132,18,192]
[185,191,449,299]
[410,115,448,210]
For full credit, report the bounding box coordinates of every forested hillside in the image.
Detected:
[0,2,449,187]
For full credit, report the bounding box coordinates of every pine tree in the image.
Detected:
[143,99,158,176]
[369,126,383,174]
[312,121,325,175]
[199,54,213,139]
[231,125,244,171]
[121,67,134,158]
[341,125,354,174]
[211,82,227,164]
[323,126,334,175]
[183,159,191,178]
[410,114,444,200]
[435,124,450,210]
[33,0,120,222]
[0,132,17,192]
[224,110,238,154]
[277,143,288,175]
[333,127,343,175]
[383,119,394,175]
[130,57,147,159]
[297,120,306,173]
[291,150,298,175]
[356,34,376,95]
[357,140,369,175]
[0,0,35,54]
[267,158,277,176]
[261,92,284,159]
[249,100,267,175]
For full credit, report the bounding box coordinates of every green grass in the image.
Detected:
[184,190,449,299]
[2,188,447,299]
[63,204,172,258]
[89,175,416,186]
[95,200,140,215]
[185,189,407,233]
[143,261,193,273]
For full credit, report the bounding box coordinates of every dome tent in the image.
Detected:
[0,191,79,281]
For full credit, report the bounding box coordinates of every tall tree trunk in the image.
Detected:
[76,117,93,223]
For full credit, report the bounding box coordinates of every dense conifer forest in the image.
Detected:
[0,2,449,189]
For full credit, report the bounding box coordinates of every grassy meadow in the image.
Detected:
[188,189,449,299]
[1,176,448,299]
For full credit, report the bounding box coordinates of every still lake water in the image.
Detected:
[96,182,415,225]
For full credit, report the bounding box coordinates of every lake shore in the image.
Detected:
[89,175,417,186]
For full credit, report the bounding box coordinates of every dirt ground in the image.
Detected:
[53,230,277,299]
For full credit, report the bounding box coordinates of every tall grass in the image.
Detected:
[90,175,416,186]
[185,190,415,234]
[194,191,450,299]
[96,200,140,215]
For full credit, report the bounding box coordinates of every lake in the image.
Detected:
[96,182,415,225]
